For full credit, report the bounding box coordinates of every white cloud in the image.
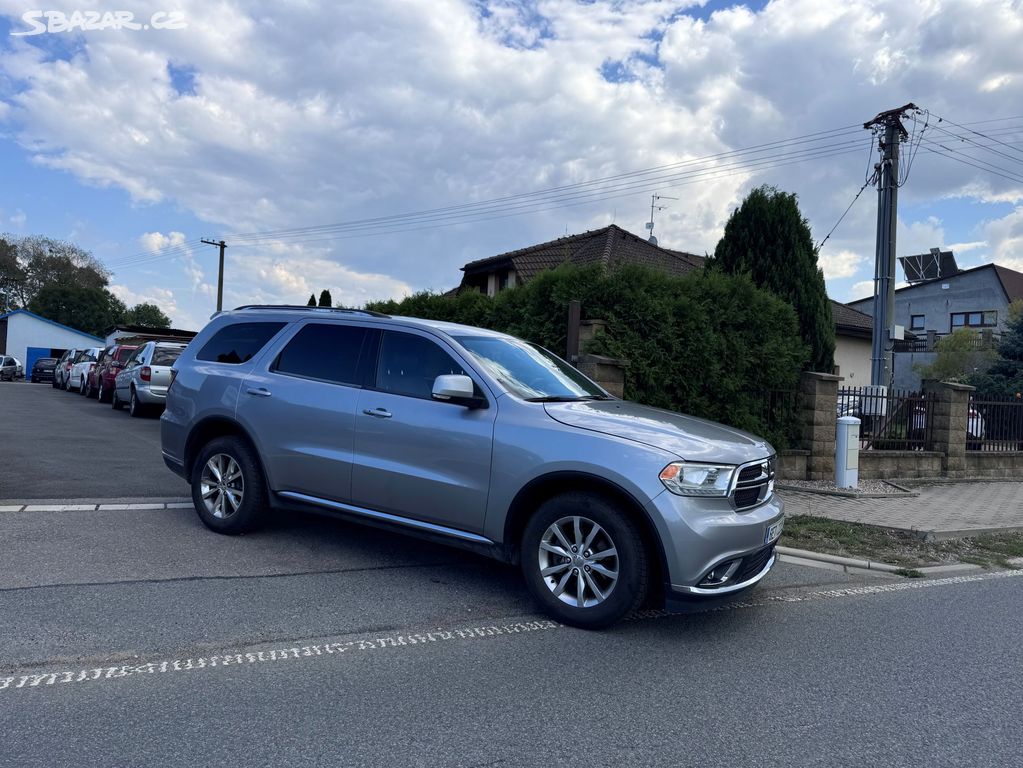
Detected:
[9,209,26,228]
[0,0,1021,325]
[848,280,875,302]
[139,230,186,252]
[818,248,864,280]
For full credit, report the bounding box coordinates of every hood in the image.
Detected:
[544,400,773,465]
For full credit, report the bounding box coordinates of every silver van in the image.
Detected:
[161,306,783,628]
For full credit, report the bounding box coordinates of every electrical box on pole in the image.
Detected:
[863,103,916,388]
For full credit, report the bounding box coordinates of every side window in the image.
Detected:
[375,331,469,400]
[196,322,285,365]
[273,323,368,386]
[125,348,144,368]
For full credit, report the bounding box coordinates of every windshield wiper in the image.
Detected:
[524,394,613,402]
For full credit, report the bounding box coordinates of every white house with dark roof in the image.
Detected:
[0,309,104,374]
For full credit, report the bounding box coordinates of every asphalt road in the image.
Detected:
[2,501,1023,766]
[4,379,1023,765]
[0,380,187,499]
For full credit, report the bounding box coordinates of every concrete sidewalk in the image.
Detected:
[779,481,1023,539]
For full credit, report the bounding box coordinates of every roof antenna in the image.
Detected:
[646,194,677,245]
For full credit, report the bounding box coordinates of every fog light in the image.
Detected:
[700,559,741,587]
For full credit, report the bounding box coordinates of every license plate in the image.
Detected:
[765,519,784,544]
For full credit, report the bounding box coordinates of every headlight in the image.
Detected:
[659,461,735,497]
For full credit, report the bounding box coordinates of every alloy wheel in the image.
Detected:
[537,515,619,608]
[199,454,245,519]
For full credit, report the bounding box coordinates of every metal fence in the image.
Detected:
[837,386,935,451]
[967,395,1023,452]
[749,389,801,449]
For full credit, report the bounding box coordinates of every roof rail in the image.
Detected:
[231,304,390,318]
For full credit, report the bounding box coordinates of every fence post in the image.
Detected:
[800,371,842,480]
[922,379,974,478]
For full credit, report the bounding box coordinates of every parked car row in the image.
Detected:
[47,341,188,417]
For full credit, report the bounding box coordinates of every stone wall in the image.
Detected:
[964,452,1023,478]
[776,450,808,481]
[858,451,943,480]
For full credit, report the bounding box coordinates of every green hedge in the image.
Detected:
[368,265,808,446]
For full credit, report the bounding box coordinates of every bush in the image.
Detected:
[368,264,808,446]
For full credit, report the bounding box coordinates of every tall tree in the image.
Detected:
[29,285,126,336]
[307,293,316,306]
[318,289,333,307]
[0,235,110,308]
[123,302,172,328]
[709,185,836,372]
[970,300,1023,397]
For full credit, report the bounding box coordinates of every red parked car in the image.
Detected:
[84,344,139,402]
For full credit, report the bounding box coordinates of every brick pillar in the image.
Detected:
[800,371,842,480]
[577,354,628,399]
[923,379,974,478]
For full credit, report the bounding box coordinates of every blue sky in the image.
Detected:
[1,0,1021,329]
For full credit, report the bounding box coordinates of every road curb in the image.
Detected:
[775,545,906,573]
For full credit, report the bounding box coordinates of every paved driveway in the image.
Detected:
[0,381,187,499]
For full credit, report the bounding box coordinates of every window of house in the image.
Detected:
[910,315,925,330]
[273,323,368,386]
[950,311,997,330]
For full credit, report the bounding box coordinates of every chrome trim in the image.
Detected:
[671,553,776,596]
[277,491,495,545]
[728,455,776,510]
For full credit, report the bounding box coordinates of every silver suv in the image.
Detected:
[161,306,783,628]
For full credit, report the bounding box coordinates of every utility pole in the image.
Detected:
[200,238,228,312]
[863,104,916,388]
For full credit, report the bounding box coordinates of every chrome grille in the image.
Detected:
[731,456,776,510]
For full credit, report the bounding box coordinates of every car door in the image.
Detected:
[351,329,497,535]
[237,321,371,502]
[117,346,146,397]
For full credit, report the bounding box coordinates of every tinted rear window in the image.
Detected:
[35,358,57,365]
[196,322,285,365]
[152,348,184,366]
[273,323,368,385]
[116,347,137,362]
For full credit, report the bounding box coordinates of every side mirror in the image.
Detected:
[432,374,484,408]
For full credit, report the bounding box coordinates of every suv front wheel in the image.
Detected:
[191,436,269,535]
[521,492,649,629]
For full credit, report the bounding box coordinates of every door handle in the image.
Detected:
[362,408,392,419]
[245,387,272,398]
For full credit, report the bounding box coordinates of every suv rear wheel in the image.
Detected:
[191,436,269,535]
[521,492,648,629]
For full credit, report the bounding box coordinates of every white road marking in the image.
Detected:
[2,568,1020,696]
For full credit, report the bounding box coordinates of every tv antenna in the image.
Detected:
[646,194,677,245]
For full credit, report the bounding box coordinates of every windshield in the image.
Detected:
[454,335,607,401]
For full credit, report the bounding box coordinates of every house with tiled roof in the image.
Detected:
[830,300,873,385]
[456,224,704,296]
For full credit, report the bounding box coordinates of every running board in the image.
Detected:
[276,491,494,545]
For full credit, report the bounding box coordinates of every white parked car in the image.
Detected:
[113,341,188,417]
[67,347,103,392]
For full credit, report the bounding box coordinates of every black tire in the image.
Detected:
[520,492,649,629]
[128,388,145,417]
[191,436,269,535]
[111,387,125,410]
[51,377,59,388]
[97,381,110,403]
[84,378,94,398]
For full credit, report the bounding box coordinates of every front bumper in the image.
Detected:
[645,488,784,600]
